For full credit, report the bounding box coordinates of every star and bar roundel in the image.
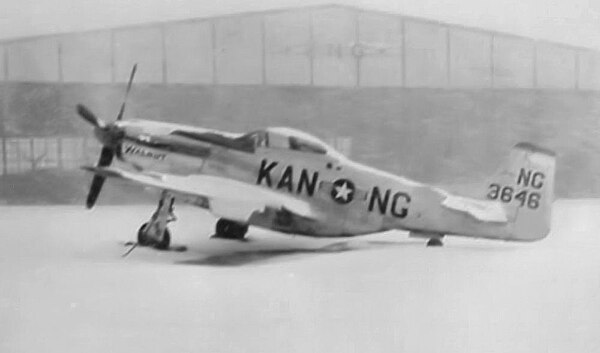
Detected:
[331,179,355,204]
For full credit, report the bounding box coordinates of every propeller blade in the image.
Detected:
[86,175,106,209]
[85,147,114,209]
[76,104,105,128]
[98,146,114,167]
[81,64,132,209]
[116,63,138,121]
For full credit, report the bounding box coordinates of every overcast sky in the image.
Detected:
[0,0,599,49]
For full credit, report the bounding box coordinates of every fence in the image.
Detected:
[0,136,100,175]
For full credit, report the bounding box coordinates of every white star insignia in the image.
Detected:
[334,182,353,201]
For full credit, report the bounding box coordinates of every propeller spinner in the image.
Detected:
[77,64,138,209]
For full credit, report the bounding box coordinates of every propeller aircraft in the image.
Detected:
[78,66,556,250]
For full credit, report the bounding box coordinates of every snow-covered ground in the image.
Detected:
[0,200,599,353]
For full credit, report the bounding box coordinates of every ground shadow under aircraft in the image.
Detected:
[177,240,426,267]
[174,235,520,267]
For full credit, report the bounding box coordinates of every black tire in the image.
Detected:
[235,224,249,239]
[137,222,152,246]
[154,228,171,250]
[215,219,248,240]
[426,238,444,247]
[138,222,171,249]
[216,219,230,236]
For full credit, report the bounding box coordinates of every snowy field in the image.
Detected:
[0,200,599,353]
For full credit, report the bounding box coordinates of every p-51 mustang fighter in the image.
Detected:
[78,68,556,249]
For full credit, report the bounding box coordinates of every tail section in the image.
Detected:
[484,143,556,241]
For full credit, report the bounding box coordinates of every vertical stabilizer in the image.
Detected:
[484,143,556,241]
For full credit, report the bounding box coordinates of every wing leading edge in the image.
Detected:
[82,166,321,223]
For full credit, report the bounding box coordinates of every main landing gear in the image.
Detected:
[137,191,177,250]
[213,218,248,241]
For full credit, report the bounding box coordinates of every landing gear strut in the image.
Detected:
[214,218,248,240]
[137,191,177,250]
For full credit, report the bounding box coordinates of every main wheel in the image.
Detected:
[154,227,171,250]
[215,219,248,240]
[137,222,153,246]
[137,222,171,249]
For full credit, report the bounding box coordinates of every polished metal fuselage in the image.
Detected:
[115,119,513,239]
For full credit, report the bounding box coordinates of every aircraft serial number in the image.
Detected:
[487,184,540,209]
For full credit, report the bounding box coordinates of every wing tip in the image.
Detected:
[81,165,98,173]
[81,165,122,178]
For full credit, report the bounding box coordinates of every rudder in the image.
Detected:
[484,143,556,241]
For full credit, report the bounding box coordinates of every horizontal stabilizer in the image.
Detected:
[442,195,508,223]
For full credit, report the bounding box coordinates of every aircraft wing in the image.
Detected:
[441,195,508,223]
[82,166,320,223]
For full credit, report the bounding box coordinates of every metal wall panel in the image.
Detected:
[357,12,403,87]
[264,10,311,85]
[215,16,263,84]
[5,138,32,173]
[61,31,112,83]
[536,43,576,89]
[0,46,5,80]
[7,38,59,82]
[60,137,86,169]
[404,20,448,87]
[114,26,163,83]
[578,50,600,90]
[165,21,213,84]
[312,8,357,87]
[32,137,59,169]
[492,36,534,88]
[449,28,491,87]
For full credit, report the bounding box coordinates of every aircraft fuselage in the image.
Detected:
[115,119,514,239]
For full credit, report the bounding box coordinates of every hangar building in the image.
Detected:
[1,4,599,198]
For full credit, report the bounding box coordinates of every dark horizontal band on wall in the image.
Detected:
[0,83,598,197]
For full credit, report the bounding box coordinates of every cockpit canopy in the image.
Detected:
[167,125,343,158]
[244,127,343,157]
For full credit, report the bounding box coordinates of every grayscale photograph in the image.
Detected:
[0,0,599,352]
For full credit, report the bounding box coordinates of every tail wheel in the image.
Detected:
[426,237,444,247]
